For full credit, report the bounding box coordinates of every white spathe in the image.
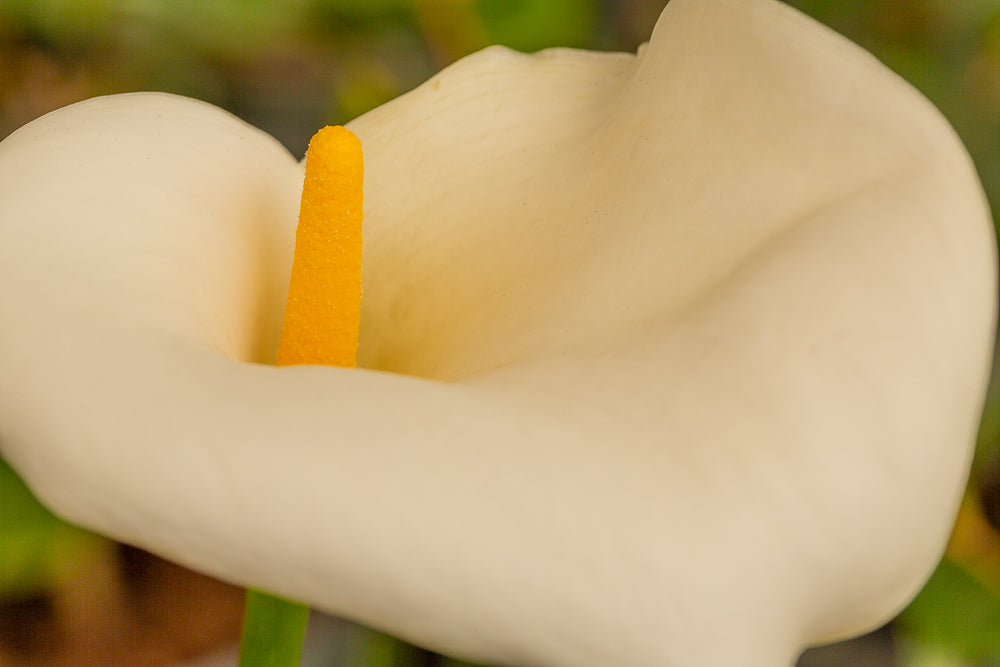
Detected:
[0,0,994,665]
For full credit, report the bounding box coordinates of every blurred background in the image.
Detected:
[1,0,999,665]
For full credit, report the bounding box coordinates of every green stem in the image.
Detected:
[238,589,311,667]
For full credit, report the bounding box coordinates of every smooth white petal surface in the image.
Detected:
[0,0,995,665]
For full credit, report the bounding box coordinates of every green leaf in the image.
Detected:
[473,0,597,52]
[0,455,107,599]
[239,589,311,667]
[899,557,1000,660]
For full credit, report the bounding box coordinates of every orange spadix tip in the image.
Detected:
[276,125,363,368]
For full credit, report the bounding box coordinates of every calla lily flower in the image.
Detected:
[0,0,995,665]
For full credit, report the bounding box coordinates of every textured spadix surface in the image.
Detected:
[0,0,995,665]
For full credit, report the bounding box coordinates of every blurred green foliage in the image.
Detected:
[0,0,605,153]
[0,457,106,599]
[473,0,596,51]
[901,559,1000,663]
[1,0,999,665]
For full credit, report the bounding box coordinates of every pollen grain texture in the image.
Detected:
[276,125,363,368]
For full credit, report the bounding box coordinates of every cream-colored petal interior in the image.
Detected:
[0,0,995,666]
